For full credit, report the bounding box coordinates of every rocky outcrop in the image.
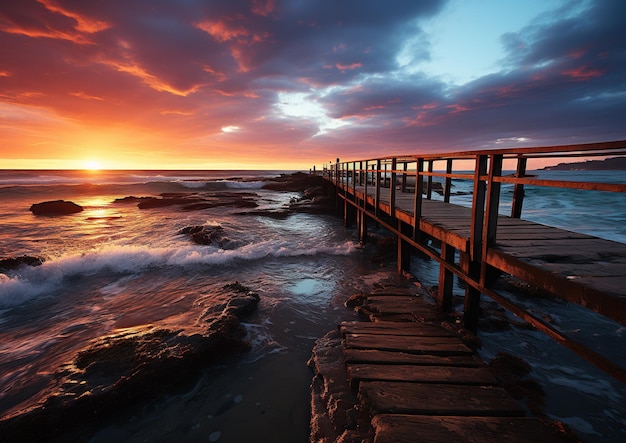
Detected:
[262,171,326,192]
[0,282,260,442]
[29,200,83,215]
[178,224,235,248]
[0,255,44,271]
[135,192,258,210]
[308,330,370,443]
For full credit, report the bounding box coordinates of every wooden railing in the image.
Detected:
[320,140,626,383]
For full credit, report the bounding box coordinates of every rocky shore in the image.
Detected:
[2,172,335,441]
[0,282,260,442]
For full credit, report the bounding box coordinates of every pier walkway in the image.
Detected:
[322,140,626,384]
[309,281,568,442]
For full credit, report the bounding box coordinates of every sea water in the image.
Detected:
[0,169,624,442]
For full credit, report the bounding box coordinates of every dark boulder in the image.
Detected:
[0,255,44,271]
[178,225,233,247]
[30,200,83,215]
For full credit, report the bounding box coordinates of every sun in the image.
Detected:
[83,160,102,171]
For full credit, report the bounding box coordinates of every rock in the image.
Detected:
[308,330,369,443]
[0,255,44,271]
[112,196,153,203]
[263,172,326,192]
[29,200,83,215]
[0,282,261,442]
[137,192,258,210]
[177,225,234,247]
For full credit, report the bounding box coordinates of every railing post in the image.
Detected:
[375,159,381,218]
[401,161,408,192]
[390,157,397,216]
[464,154,488,332]
[363,160,369,211]
[444,159,453,203]
[426,160,434,199]
[511,155,527,218]
[413,158,424,242]
[352,161,357,196]
[359,161,364,186]
[481,154,503,286]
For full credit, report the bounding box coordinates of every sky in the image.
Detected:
[0,0,625,170]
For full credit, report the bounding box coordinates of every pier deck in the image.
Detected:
[311,284,568,442]
[351,184,626,318]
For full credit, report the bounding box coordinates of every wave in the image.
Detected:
[0,241,357,308]
[177,179,267,190]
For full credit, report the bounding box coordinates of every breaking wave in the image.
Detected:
[0,240,357,308]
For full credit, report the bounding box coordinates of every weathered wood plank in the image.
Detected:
[359,381,526,416]
[347,364,498,386]
[364,296,436,315]
[340,321,455,337]
[343,349,484,366]
[344,333,473,355]
[371,414,565,443]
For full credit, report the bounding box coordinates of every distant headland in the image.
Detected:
[540,156,626,170]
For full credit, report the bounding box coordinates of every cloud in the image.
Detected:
[0,0,624,167]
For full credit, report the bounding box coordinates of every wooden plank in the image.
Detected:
[340,321,455,337]
[365,295,433,312]
[343,349,484,366]
[371,415,565,443]
[347,364,499,385]
[359,381,526,416]
[344,333,473,355]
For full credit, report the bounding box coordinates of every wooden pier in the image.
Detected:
[322,140,626,385]
[309,282,569,442]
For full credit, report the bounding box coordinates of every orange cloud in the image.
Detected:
[37,0,110,33]
[70,91,104,101]
[196,20,250,43]
[99,58,202,96]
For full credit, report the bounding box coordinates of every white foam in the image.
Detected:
[178,180,210,189]
[0,241,357,308]
[219,180,266,189]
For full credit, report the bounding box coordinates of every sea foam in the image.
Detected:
[0,240,357,308]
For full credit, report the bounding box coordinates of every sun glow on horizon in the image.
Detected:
[83,160,102,171]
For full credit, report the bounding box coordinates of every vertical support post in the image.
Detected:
[511,155,527,218]
[413,158,424,242]
[397,221,411,274]
[390,157,397,216]
[363,160,369,211]
[401,161,408,192]
[359,210,368,244]
[359,161,364,186]
[375,159,381,218]
[481,154,503,286]
[444,159,453,203]
[464,154,488,332]
[438,243,455,313]
[426,160,434,200]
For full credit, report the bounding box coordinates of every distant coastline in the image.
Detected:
[540,156,626,170]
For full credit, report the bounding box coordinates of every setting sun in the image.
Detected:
[84,160,102,171]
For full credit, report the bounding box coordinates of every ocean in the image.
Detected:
[0,169,625,442]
